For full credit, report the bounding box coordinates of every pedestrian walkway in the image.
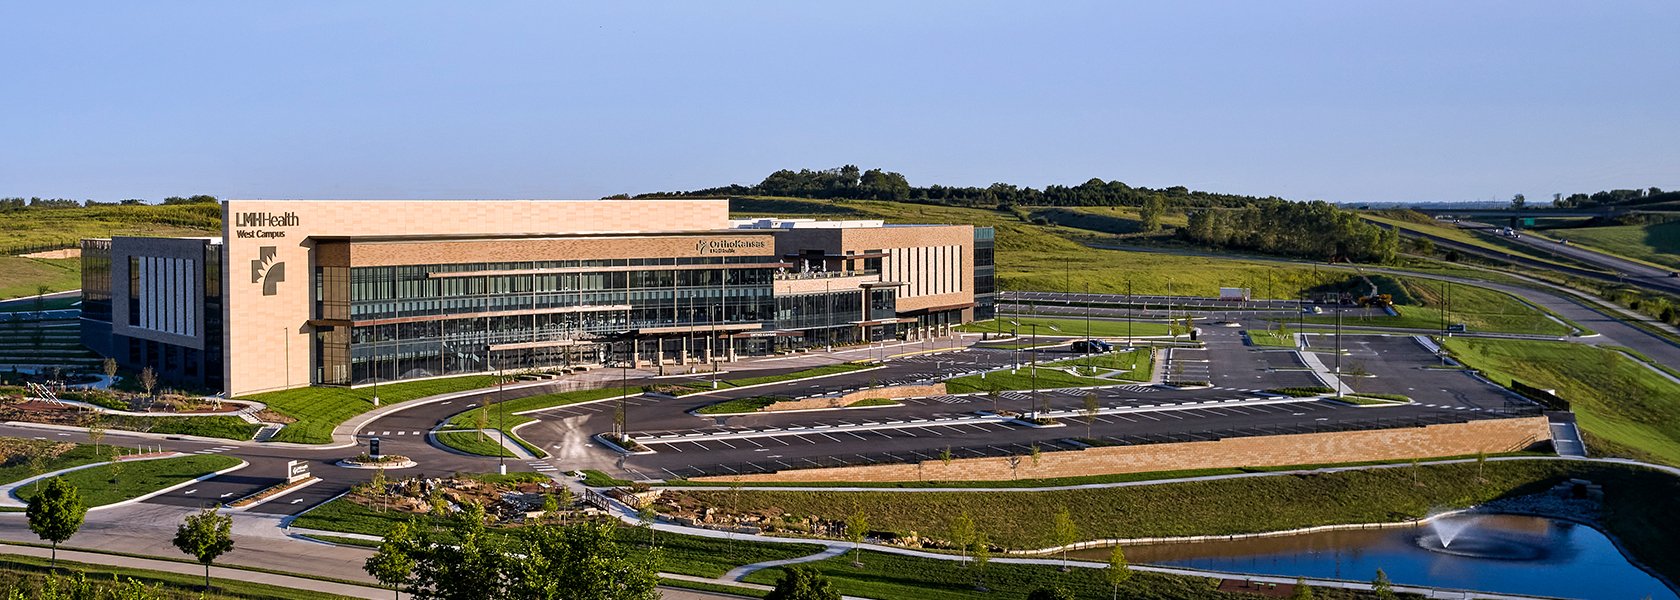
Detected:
[0,541,391,599]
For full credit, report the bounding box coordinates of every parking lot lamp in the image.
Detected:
[1334,307,1344,399]
[497,352,507,475]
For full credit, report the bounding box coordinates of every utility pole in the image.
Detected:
[1084,282,1091,355]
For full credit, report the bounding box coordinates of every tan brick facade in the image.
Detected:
[222,199,730,396]
[691,417,1552,483]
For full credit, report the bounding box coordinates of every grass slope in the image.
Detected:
[1297,276,1573,336]
[1442,337,1680,466]
[732,197,1353,298]
[17,454,240,507]
[1553,220,1680,270]
[0,258,82,299]
[0,440,118,485]
[959,316,1174,338]
[240,375,499,444]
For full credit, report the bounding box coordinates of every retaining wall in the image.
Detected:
[693,416,1551,483]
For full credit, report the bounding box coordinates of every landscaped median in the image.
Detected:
[238,374,500,444]
[943,365,1115,394]
[644,362,878,396]
[11,453,241,508]
[433,387,630,458]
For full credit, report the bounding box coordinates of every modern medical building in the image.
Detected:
[80,199,994,396]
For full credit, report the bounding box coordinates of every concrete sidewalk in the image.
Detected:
[0,541,391,599]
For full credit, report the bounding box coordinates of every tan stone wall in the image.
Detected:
[223,198,728,396]
[760,383,948,412]
[692,417,1552,483]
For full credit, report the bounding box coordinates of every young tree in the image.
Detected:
[1476,450,1488,482]
[26,478,86,567]
[1006,454,1023,480]
[1052,506,1078,572]
[1029,443,1042,469]
[1372,568,1397,600]
[139,366,157,398]
[173,507,234,591]
[949,511,976,561]
[765,566,840,600]
[1139,195,1165,232]
[971,531,992,591]
[369,467,389,513]
[637,503,658,545]
[365,521,416,600]
[1083,392,1100,439]
[542,492,562,524]
[101,357,118,384]
[474,408,489,441]
[1291,577,1316,600]
[845,510,870,567]
[987,385,1002,414]
[85,414,106,455]
[1106,545,1132,600]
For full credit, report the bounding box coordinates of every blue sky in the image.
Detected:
[2,1,1675,204]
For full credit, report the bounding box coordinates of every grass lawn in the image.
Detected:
[0,554,346,600]
[107,415,261,441]
[1245,329,1297,347]
[16,454,240,507]
[959,316,1173,339]
[240,375,499,444]
[1044,348,1153,381]
[672,460,1601,550]
[0,257,82,300]
[944,365,1114,395]
[694,395,785,415]
[434,430,514,458]
[0,439,118,485]
[1442,337,1680,466]
[444,386,626,430]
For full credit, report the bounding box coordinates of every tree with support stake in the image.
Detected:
[173,507,234,592]
[26,477,85,568]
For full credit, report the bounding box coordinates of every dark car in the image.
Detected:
[1070,339,1112,353]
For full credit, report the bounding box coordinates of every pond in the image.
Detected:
[1070,514,1674,600]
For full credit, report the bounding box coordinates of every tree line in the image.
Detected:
[1548,186,1674,209]
[627,164,1289,209]
[0,195,218,211]
[1183,200,1400,264]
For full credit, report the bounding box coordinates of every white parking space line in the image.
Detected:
[817,433,844,443]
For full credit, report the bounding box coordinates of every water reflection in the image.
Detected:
[1070,515,1674,600]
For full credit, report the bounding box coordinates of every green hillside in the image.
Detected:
[732,196,1342,297]
[0,203,221,299]
[1553,220,1680,270]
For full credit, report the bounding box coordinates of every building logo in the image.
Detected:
[696,238,768,255]
[233,211,298,239]
[251,246,285,296]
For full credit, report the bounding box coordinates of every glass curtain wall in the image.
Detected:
[317,257,774,385]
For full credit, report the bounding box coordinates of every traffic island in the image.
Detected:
[336,454,416,469]
[595,433,655,455]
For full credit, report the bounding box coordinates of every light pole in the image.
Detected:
[1334,306,1344,399]
[1126,279,1134,349]
[1029,323,1039,419]
[496,351,506,475]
